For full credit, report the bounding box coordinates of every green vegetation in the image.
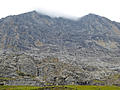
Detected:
[0,77,15,80]
[0,85,40,90]
[93,80,105,83]
[66,85,120,90]
[92,79,105,85]
[0,85,120,90]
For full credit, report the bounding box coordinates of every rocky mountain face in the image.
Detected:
[0,11,120,53]
[0,11,120,86]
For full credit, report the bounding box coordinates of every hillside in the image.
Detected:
[0,11,120,86]
[0,11,120,54]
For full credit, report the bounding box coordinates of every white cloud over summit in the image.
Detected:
[0,0,120,21]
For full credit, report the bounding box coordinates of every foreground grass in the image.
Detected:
[0,85,40,90]
[0,85,120,90]
[66,85,120,90]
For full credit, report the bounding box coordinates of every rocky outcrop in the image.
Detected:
[0,11,120,86]
[0,51,120,86]
[5,78,44,86]
[0,11,120,55]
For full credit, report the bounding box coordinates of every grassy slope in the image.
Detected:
[0,86,40,90]
[0,85,120,90]
[67,85,120,90]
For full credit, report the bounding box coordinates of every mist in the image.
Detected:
[36,9,79,21]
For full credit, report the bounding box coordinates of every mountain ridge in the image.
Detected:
[0,10,120,53]
[0,10,120,86]
[1,11,118,22]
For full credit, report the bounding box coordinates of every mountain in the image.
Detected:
[0,11,120,86]
[0,11,120,56]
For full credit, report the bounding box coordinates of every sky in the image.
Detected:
[0,0,120,21]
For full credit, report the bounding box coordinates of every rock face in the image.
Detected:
[0,11,120,53]
[0,11,120,86]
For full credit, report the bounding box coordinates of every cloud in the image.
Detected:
[36,9,79,20]
[0,0,120,21]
